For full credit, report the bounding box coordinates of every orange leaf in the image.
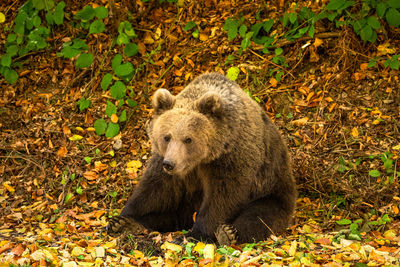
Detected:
[269,77,278,87]
[11,244,26,256]
[62,125,71,135]
[351,127,359,138]
[111,114,118,123]
[83,171,98,181]
[57,147,68,157]
[94,161,108,172]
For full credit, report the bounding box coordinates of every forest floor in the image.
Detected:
[0,0,400,266]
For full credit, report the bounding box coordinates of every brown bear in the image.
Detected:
[107,72,297,244]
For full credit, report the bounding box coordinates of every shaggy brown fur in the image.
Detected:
[107,73,297,244]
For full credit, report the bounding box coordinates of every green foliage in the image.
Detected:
[184,21,199,38]
[337,152,399,184]
[0,0,57,84]
[76,97,91,111]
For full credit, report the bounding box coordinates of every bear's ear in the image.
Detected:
[152,89,176,115]
[196,92,224,117]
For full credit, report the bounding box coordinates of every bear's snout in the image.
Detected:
[162,160,175,172]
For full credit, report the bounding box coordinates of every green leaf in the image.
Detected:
[336,218,352,225]
[184,21,196,31]
[60,46,80,59]
[369,169,381,177]
[94,119,107,135]
[105,122,120,138]
[239,24,247,38]
[105,101,117,117]
[367,16,380,30]
[368,59,377,68]
[224,18,240,40]
[101,73,113,90]
[4,68,18,84]
[124,43,139,57]
[275,47,283,56]
[388,0,400,8]
[32,15,41,27]
[376,2,388,18]
[126,99,137,107]
[6,45,18,57]
[119,110,127,122]
[386,7,400,27]
[289,13,297,24]
[76,53,93,68]
[226,66,240,81]
[112,54,122,71]
[1,54,12,67]
[115,62,134,77]
[192,29,199,38]
[117,33,130,45]
[360,25,372,42]
[54,1,65,25]
[89,20,105,34]
[64,192,73,203]
[33,0,54,10]
[77,97,91,111]
[389,58,399,70]
[110,81,126,100]
[76,186,83,195]
[72,39,88,50]
[308,24,315,37]
[84,156,92,164]
[76,5,95,21]
[95,6,108,19]
[326,0,345,11]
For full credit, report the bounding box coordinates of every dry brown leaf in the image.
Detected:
[83,171,98,181]
[292,117,309,126]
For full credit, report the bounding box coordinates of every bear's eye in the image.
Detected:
[184,137,192,144]
[164,135,171,142]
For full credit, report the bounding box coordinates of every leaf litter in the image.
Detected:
[1,0,400,265]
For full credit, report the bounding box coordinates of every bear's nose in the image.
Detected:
[163,160,175,171]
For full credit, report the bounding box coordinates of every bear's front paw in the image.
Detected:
[106,216,146,235]
[215,224,238,245]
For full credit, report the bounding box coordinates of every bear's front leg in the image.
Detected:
[107,154,187,234]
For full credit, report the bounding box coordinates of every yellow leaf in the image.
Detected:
[392,144,400,150]
[372,119,380,125]
[3,182,15,193]
[69,134,83,141]
[111,114,118,123]
[0,12,5,23]
[203,244,215,261]
[288,240,297,257]
[86,127,95,132]
[126,160,142,174]
[193,242,205,253]
[75,127,85,132]
[351,127,359,138]
[71,246,85,257]
[109,160,117,167]
[161,242,182,252]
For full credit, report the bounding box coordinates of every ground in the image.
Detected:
[0,0,400,266]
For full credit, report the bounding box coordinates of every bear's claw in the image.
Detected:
[215,224,238,245]
[105,216,146,235]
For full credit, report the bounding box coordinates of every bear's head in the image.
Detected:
[149,88,224,177]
